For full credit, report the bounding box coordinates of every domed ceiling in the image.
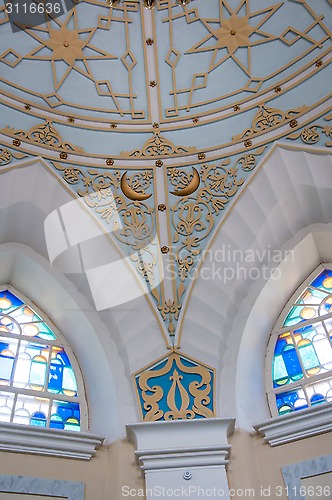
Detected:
[0,0,331,421]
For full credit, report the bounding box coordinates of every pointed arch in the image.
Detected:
[267,264,332,417]
[0,285,87,431]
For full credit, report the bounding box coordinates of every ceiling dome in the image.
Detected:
[0,0,330,156]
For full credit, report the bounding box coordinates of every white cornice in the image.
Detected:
[254,402,332,446]
[127,418,235,471]
[0,422,104,460]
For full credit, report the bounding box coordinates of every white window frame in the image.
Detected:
[265,263,332,418]
[0,285,103,459]
[0,284,88,430]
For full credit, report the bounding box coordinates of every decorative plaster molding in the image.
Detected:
[0,474,84,499]
[254,402,332,446]
[0,422,104,460]
[127,418,235,471]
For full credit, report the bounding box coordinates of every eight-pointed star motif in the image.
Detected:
[187,0,283,76]
[21,11,116,91]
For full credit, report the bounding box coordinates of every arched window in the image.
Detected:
[267,265,332,417]
[0,286,87,431]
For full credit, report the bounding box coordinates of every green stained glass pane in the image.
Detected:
[273,355,288,385]
[298,341,320,371]
[37,323,57,341]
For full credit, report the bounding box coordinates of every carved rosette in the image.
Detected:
[134,352,215,422]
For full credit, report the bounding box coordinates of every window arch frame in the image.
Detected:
[266,263,332,418]
[0,283,88,432]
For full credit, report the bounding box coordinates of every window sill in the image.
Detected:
[254,402,332,446]
[0,422,104,460]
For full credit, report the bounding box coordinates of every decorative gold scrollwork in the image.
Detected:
[168,160,244,288]
[53,162,159,295]
[158,300,182,336]
[233,104,308,141]
[0,148,12,166]
[1,121,84,153]
[120,131,197,157]
[287,113,332,147]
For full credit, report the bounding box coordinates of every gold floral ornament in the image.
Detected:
[1,120,84,153]
[287,113,332,148]
[134,352,215,422]
[120,131,197,157]
[233,104,308,141]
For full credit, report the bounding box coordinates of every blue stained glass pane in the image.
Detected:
[279,390,298,406]
[274,338,287,356]
[276,388,308,415]
[0,342,9,352]
[50,414,64,430]
[311,270,332,290]
[57,350,71,367]
[311,393,325,405]
[54,401,80,422]
[298,342,320,371]
[0,290,24,312]
[282,345,303,381]
[30,411,47,427]
[48,359,63,393]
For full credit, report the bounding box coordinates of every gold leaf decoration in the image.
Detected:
[287,114,332,147]
[1,121,84,153]
[169,160,244,286]
[0,148,12,166]
[158,300,182,336]
[53,162,159,296]
[233,104,308,141]
[120,131,197,157]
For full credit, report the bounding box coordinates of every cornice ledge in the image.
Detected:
[0,422,104,460]
[254,402,332,447]
[127,418,235,471]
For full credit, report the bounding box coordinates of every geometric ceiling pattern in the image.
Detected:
[0,0,331,421]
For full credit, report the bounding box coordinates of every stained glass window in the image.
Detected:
[268,267,332,417]
[0,288,85,431]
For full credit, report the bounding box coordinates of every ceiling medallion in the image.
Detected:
[107,0,191,8]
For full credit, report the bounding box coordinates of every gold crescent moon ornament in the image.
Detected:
[170,167,200,197]
[120,172,152,201]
